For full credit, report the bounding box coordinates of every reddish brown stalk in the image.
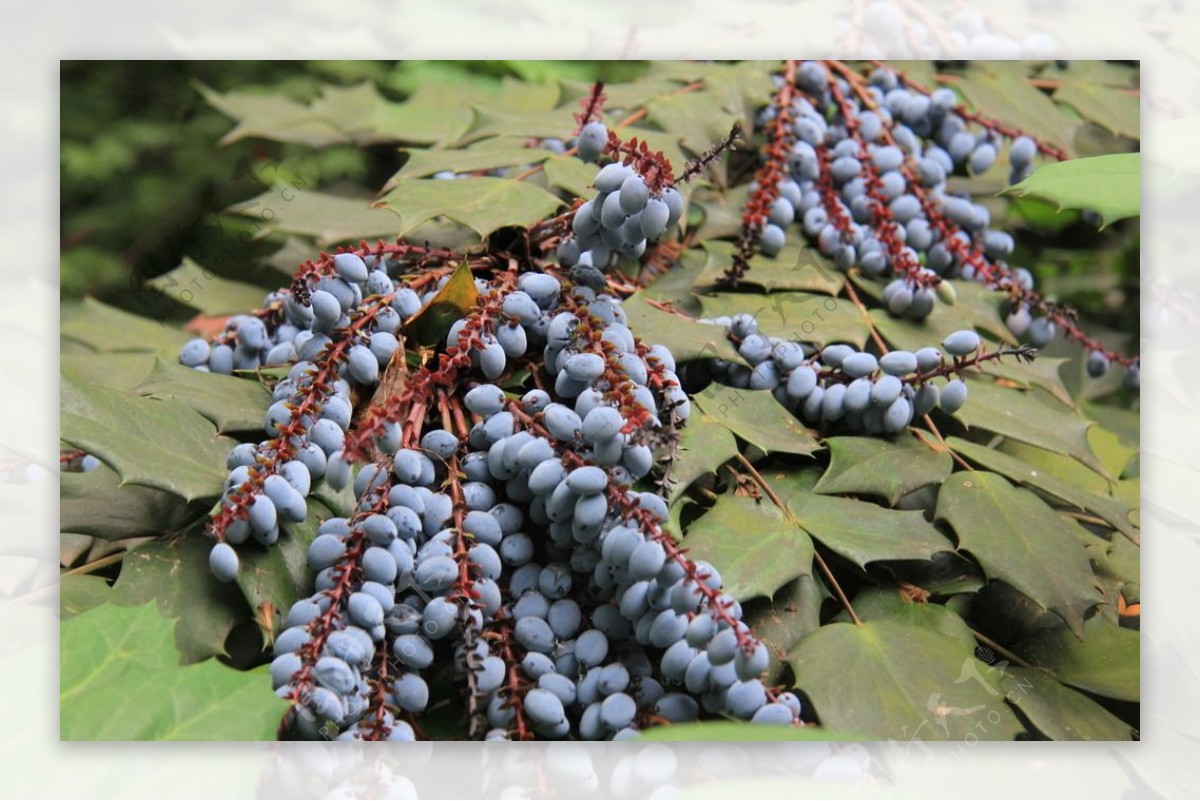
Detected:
[210,293,397,543]
[505,403,744,642]
[446,454,490,738]
[358,648,394,741]
[341,269,520,460]
[721,60,799,288]
[815,145,856,240]
[574,82,607,132]
[603,132,677,194]
[679,122,742,185]
[809,344,1038,387]
[505,402,793,712]
[552,290,670,436]
[281,479,392,735]
[495,613,532,740]
[827,76,939,290]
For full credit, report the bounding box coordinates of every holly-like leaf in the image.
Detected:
[61,297,190,356]
[833,589,980,652]
[1054,81,1140,142]
[974,354,1074,409]
[1083,529,1140,605]
[381,176,563,239]
[135,358,273,435]
[956,64,1080,158]
[202,79,473,149]
[947,437,1137,542]
[198,82,374,148]
[647,89,742,157]
[698,240,844,296]
[787,493,954,567]
[662,412,740,505]
[60,574,112,619]
[61,377,234,502]
[111,535,250,663]
[1013,615,1139,702]
[953,379,1108,477]
[388,138,554,184]
[199,82,354,148]
[815,435,952,506]
[1003,666,1135,740]
[61,351,157,392]
[936,472,1100,637]
[1004,153,1139,228]
[146,258,270,317]
[682,494,812,602]
[690,186,748,243]
[655,60,776,121]
[60,464,194,541]
[228,186,400,246]
[620,293,742,364]
[371,82,477,146]
[692,384,820,457]
[60,602,284,740]
[543,155,600,198]
[744,574,823,682]
[787,619,1026,741]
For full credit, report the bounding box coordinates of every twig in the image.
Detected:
[841,278,890,354]
[734,453,862,626]
[922,414,975,471]
[62,551,126,576]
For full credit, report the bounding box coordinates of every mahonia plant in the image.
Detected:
[173,62,1134,741]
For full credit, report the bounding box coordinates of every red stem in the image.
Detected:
[722,60,799,288]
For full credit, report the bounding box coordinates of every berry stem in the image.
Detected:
[721,60,799,288]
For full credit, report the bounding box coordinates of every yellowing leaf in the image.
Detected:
[401,261,480,347]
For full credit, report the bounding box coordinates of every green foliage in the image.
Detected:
[1005,153,1140,227]
[59,59,1139,742]
[953,62,1082,158]
[381,175,564,239]
[814,436,952,506]
[680,494,813,602]
[936,472,1100,636]
[135,357,274,435]
[61,602,283,740]
[788,619,1025,741]
[61,376,235,502]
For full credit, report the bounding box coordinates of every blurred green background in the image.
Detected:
[59,61,647,320]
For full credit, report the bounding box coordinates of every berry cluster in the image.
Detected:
[731,60,1138,387]
[184,249,462,581]
[701,312,1029,435]
[556,120,685,289]
[183,252,804,739]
